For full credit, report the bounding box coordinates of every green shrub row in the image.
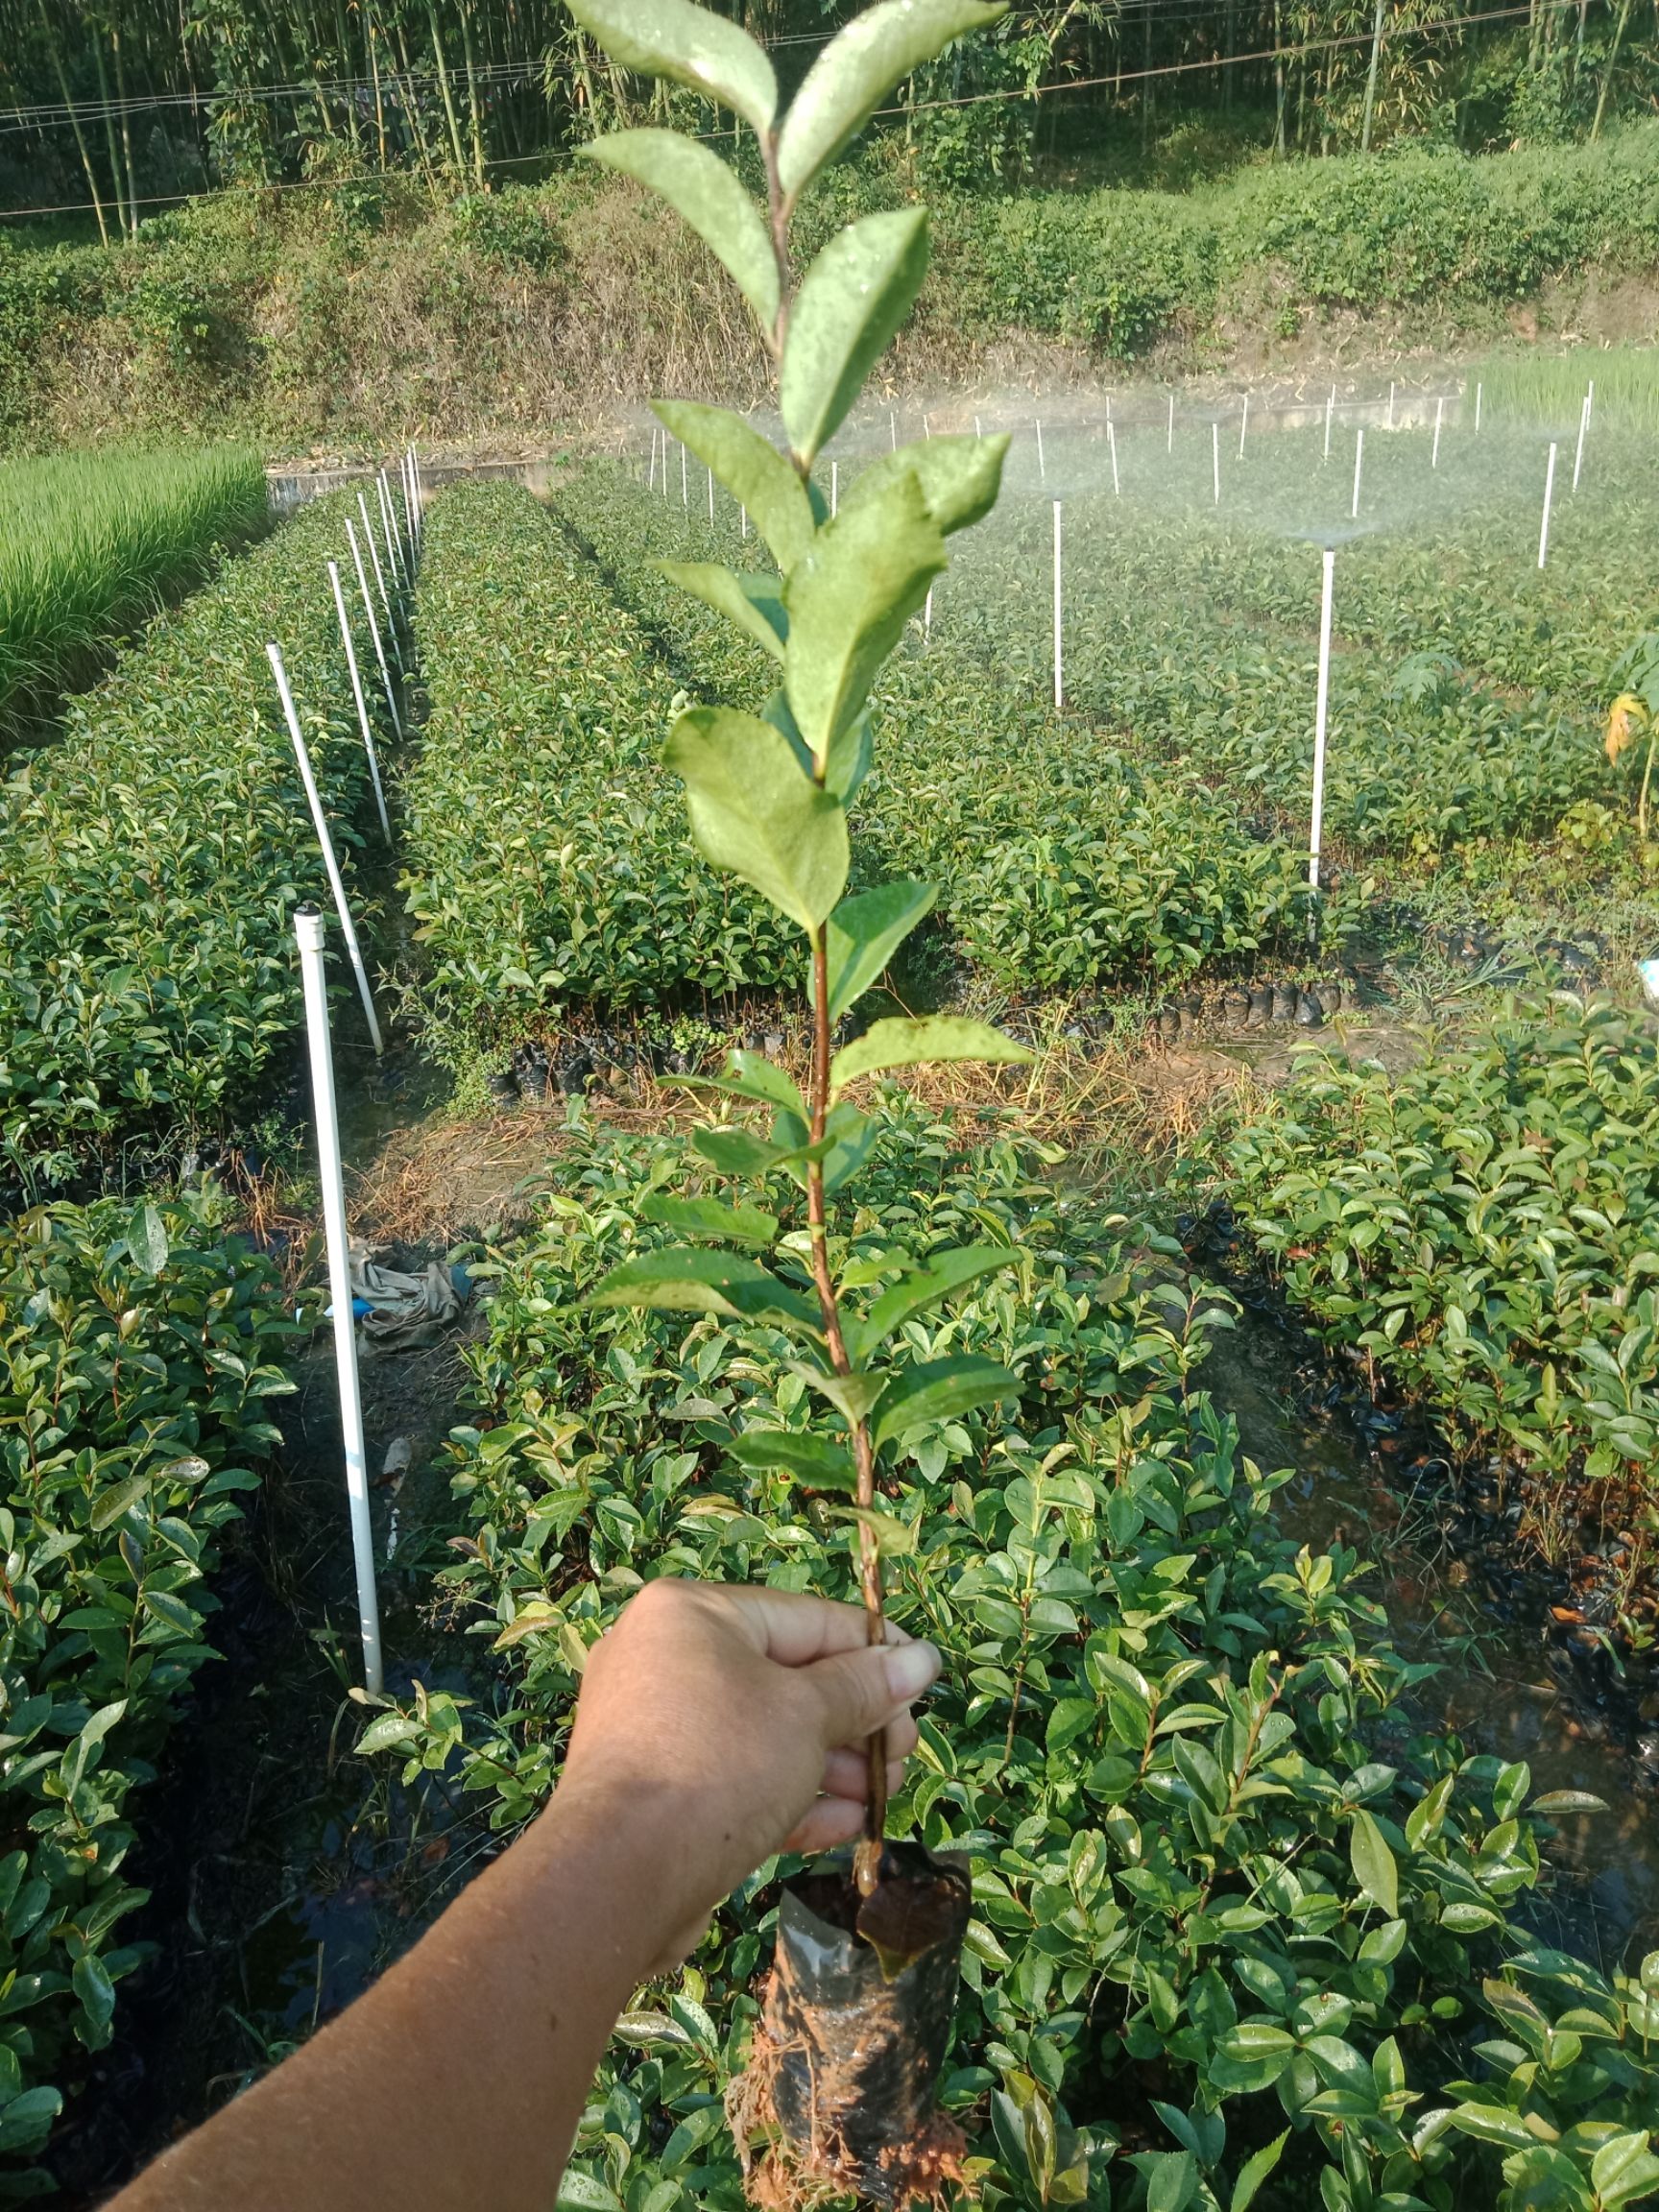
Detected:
[951,130,1659,356]
[1229,998,1659,1597]
[0,445,270,743]
[363,1107,1659,2212]
[398,478,802,1057]
[0,1193,293,2179]
[552,465,1307,990]
[0,488,383,1192]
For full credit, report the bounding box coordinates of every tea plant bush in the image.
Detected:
[0,488,383,1193]
[0,445,270,744]
[1229,998,1659,1604]
[0,1192,293,2178]
[366,1109,1659,2210]
[555,466,1308,988]
[399,477,804,1060]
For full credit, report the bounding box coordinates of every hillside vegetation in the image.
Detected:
[2,124,1655,454]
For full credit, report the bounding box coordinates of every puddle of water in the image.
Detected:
[1201,1307,1659,1967]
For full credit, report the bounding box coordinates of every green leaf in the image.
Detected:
[1230,2128,1289,2212]
[1440,2103,1549,2151]
[728,1431,856,1492]
[141,1587,200,1635]
[872,1354,1019,1448]
[1046,1697,1097,1751]
[565,0,777,135]
[1144,2150,1197,2212]
[582,132,779,328]
[784,473,945,766]
[89,1471,152,1533]
[830,1015,1034,1097]
[637,1193,780,1247]
[816,1099,879,1196]
[358,1711,422,1754]
[653,401,814,572]
[842,433,1009,538]
[665,706,848,932]
[1590,2133,1659,2207]
[587,1248,819,1331]
[1350,1808,1399,1916]
[832,1504,915,1556]
[780,210,930,467]
[790,1362,889,1428]
[557,2173,623,2212]
[827,881,938,1022]
[660,563,787,661]
[776,0,1007,203]
[683,1048,806,1118]
[1528,1791,1609,1815]
[691,1125,786,1177]
[71,1952,116,2037]
[849,1244,1015,1361]
[132,1203,169,1274]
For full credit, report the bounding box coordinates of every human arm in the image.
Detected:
[104,1579,941,2212]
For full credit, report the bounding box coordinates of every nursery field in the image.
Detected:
[8,356,1659,2205]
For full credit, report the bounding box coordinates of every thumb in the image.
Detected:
[799,1638,940,1751]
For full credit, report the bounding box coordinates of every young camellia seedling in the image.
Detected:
[565,0,1030,2197]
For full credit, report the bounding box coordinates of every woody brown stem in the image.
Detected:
[806,924,886,1893]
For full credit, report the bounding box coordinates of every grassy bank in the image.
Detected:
[1,125,1655,456]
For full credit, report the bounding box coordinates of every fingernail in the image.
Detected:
[882,1640,940,1702]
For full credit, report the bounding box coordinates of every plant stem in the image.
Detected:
[806,925,886,1891]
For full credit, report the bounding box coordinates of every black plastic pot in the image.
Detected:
[745,1842,969,2206]
[486,1070,518,1107]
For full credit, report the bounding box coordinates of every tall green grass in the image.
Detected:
[0,445,270,742]
[1476,345,1659,435]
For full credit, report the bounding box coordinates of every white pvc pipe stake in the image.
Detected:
[1539,443,1558,568]
[1033,421,1045,482]
[267,644,382,1055]
[1051,500,1063,711]
[1387,380,1396,430]
[648,423,658,492]
[411,447,424,544]
[1475,381,1483,435]
[1309,547,1335,907]
[328,561,390,842]
[681,441,688,508]
[830,460,838,517]
[890,410,897,451]
[376,471,406,586]
[1108,419,1120,496]
[741,505,748,540]
[357,490,394,634]
[398,457,416,564]
[1325,384,1335,461]
[924,585,932,638]
[1586,378,1595,431]
[1351,428,1365,520]
[346,517,401,740]
[1431,396,1444,469]
[923,414,931,440]
[1167,391,1175,453]
[1212,421,1220,506]
[1573,393,1589,492]
[293,902,385,1697]
[1238,392,1249,458]
[974,415,982,437]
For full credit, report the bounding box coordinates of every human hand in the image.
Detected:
[555,1579,941,1968]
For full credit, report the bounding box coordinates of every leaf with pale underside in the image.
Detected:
[777,0,1007,204]
[826,880,937,1022]
[582,132,779,329]
[653,401,814,572]
[586,1248,818,1331]
[784,473,944,767]
[637,1193,780,1247]
[780,210,930,468]
[872,1354,1020,1448]
[843,434,1008,538]
[660,563,787,661]
[831,1504,915,1556]
[830,1015,1033,1098]
[728,1431,856,1492]
[565,0,778,136]
[665,706,848,932]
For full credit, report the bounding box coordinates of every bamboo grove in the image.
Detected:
[1,0,1653,234]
